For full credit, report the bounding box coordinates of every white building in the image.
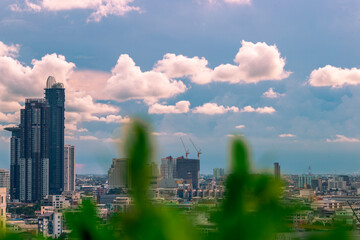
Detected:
[38,212,63,238]
[64,145,75,192]
[42,195,70,210]
[0,188,6,229]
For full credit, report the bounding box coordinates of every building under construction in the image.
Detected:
[160,156,200,189]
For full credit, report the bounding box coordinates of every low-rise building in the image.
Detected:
[38,212,63,238]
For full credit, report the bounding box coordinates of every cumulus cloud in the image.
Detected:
[279,133,296,138]
[0,41,20,57]
[148,101,190,114]
[240,106,276,114]
[0,112,20,123]
[10,0,140,22]
[0,41,131,135]
[154,53,210,82]
[326,135,360,143]
[192,103,239,115]
[155,41,290,85]
[262,88,285,98]
[0,52,75,103]
[103,54,187,103]
[309,65,360,88]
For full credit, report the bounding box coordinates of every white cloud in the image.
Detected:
[0,41,19,57]
[309,65,360,88]
[224,0,250,4]
[148,100,190,114]
[0,112,20,123]
[79,135,99,141]
[0,52,75,103]
[152,132,168,136]
[0,41,131,134]
[173,132,187,136]
[235,125,245,129]
[326,135,360,143]
[152,132,188,137]
[192,103,239,115]
[262,88,285,98]
[155,41,290,85]
[241,106,276,114]
[10,0,140,22]
[279,133,296,138]
[154,53,209,79]
[103,54,187,103]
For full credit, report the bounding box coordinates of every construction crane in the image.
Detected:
[189,138,202,160]
[347,201,360,223]
[180,137,190,159]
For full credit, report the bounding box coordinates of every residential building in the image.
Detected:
[4,126,21,201]
[42,195,70,210]
[5,76,65,202]
[0,169,10,198]
[38,212,63,238]
[64,145,75,192]
[45,77,65,195]
[0,188,6,229]
[213,168,225,179]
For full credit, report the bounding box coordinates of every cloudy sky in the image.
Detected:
[1,0,360,174]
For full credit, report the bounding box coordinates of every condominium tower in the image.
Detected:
[64,145,75,192]
[5,76,65,202]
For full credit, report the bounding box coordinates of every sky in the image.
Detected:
[2,0,360,174]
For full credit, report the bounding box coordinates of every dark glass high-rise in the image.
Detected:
[45,76,65,195]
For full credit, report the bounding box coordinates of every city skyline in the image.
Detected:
[2,0,360,174]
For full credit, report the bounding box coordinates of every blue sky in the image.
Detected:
[1,0,360,174]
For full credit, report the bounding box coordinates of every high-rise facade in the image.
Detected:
[213,168,225,179]
[274,162,281,180]
[108,158,128,188]
[175,157,200,189]
[5,76,65,202]
[64,145,75,192]
[3,126,20,201]
[45,77,65,195]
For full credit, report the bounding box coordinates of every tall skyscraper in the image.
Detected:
[20,98,49,202]
[64,145,75,192]
[45,76,65,195]
[274,162,281,180]
[4,126,21,201]
[5,76,65,202]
